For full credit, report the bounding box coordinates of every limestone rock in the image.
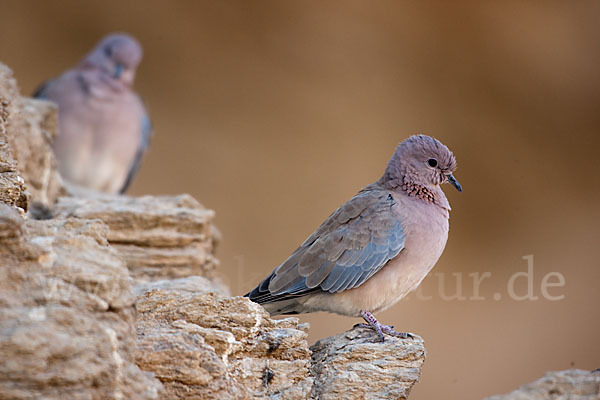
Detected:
[134,275,230,297]
[6,97,65,213]
[310,328,426,400]
[486,369,600,400]
[135,288,313,399]
[0,203,163,399]
[134,279,427,400]
[0,62,65,215]
[54,193,219,284]
[0,64,28,213]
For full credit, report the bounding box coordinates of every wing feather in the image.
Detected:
[248,185,406,304]
[119,111,152,193]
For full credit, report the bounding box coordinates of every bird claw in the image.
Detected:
[380,324,414,339]
[357,311,413,342]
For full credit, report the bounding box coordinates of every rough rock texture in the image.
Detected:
[487,369,600,400]
[135,284,313,399]
[134,280,426,400]
[133,275,230,297]
[310,328,426,400]
[7,97,65,213]
[0,204,163,399]
[54,193,220,284]
[0,64,29,213]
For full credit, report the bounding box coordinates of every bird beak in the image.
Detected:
[113,64,124,79]
[446,173,462,192]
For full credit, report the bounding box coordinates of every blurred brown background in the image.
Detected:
[2,1,599,398]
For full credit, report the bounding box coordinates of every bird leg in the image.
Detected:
[356,310,413,342]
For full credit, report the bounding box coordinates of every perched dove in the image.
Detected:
[34,33,151,194]
[247,135,461,341]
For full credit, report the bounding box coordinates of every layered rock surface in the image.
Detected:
[134,279,426,400]
[0,64,29,213]
[486,369,600,400]
[135,284,313,399]
[54,193,220,284]
[311,329,426,400]
[0,204,163,399]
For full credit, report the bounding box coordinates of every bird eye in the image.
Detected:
[104,46,112,57]
[427,159,438,168]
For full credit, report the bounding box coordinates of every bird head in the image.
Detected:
[81,33,143,86]
[385,134,462,192]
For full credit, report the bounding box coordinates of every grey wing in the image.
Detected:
[119,111,152,194]
[32,79,54,99]
[247,187,406,304]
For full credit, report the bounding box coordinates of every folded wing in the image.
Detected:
[248,186,405,304]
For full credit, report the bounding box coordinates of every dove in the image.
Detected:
[34,33,151,194]
[246,135,461,341]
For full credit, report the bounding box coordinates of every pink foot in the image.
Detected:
[357,310,414,342]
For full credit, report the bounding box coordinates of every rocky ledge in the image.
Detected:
[486,369,600,400]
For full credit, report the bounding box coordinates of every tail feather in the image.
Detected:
[245,273,319,315]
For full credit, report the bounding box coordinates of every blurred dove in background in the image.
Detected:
[34,33,151,194]
[247,135,461,341]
